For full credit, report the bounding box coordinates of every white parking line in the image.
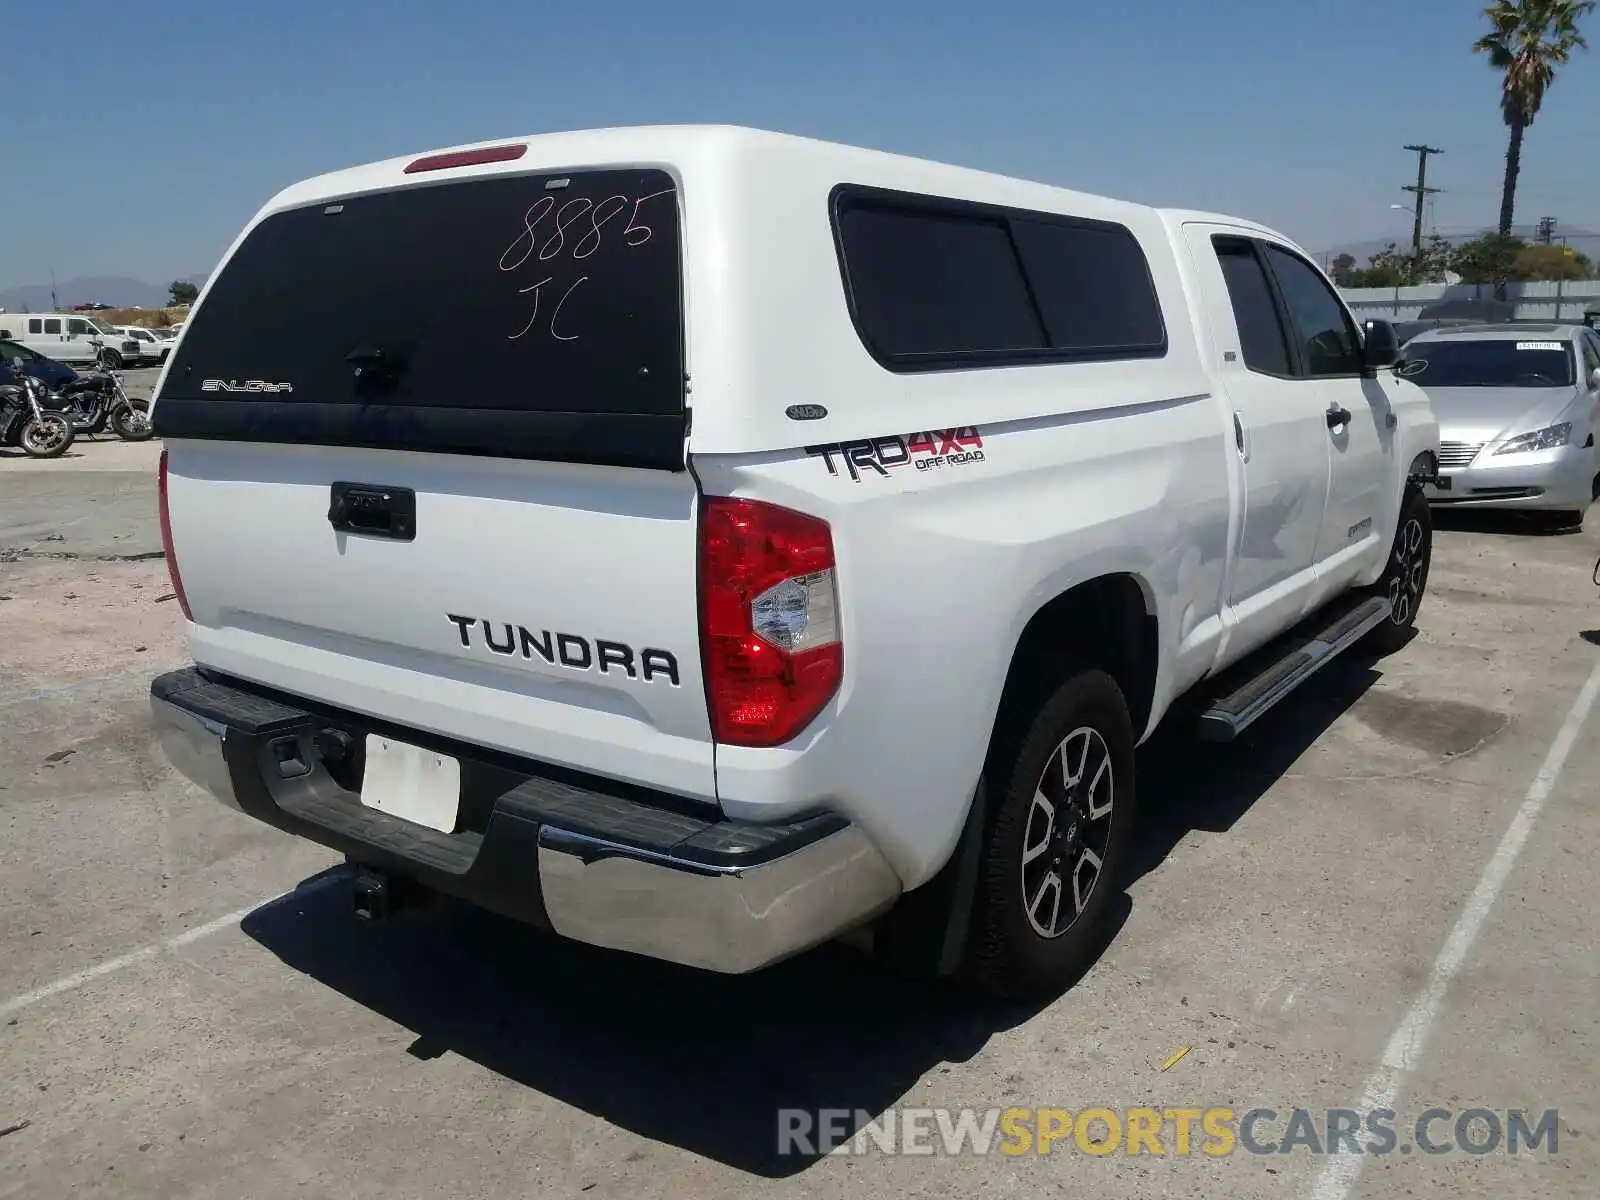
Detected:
[0,873,347,1023]
[1310,657,1600,1200]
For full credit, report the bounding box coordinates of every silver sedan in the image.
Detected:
[1404,323,1600,526]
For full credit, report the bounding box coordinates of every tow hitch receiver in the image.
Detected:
[350,865,419,921]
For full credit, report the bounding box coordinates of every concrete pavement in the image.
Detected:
[0,368,162,561]
[0,467,1596,1199]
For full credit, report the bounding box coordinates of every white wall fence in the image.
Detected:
[1340,280,1600,322]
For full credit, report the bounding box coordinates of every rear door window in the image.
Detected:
[1212,237,1293,376]
[156,169,686,470]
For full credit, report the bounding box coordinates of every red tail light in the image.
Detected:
[157,449,192,621]
[404,144,527,174]
[698,497,843,747]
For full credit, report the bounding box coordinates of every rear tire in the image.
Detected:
[958,665,1136,1000]
[1360,485,1431,656]
[111,401,153,441]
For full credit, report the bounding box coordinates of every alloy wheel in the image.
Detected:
[1387,516,1426,625]
[1020,726,1115,939]
[22,418,69,456]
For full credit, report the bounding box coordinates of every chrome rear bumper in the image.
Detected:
[151,669,901,975]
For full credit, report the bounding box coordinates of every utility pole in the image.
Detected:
[1402,144,1444,254]
[1556,235,1568,319]
[1536,216,1557,244]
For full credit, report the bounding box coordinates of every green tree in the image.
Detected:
[1474,0,1595,293]
[1450,232,1529,283]
[1330,253,1358,286]
[1405,235,1457,283]
[1346,244,1406,288]
[1513,241,1594,279]
[168,280,198,306]
[1343,236,1456,287]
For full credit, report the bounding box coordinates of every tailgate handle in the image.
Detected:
[328,482,416,541]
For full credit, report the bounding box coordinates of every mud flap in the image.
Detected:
[870,782,988,979]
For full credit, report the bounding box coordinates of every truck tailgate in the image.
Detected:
[151,161,714,800]
[165,442,714,799]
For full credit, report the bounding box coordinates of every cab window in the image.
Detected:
[1260,245,1363,376]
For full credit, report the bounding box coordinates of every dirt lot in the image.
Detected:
[0,438,1597,1199]
[0,369,164,561]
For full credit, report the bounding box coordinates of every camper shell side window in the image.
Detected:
[829,184,1167,374]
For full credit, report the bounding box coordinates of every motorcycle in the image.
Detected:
[48,367,153,441]
[0,367,76,458]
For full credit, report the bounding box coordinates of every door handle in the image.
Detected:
[1233,412,1248,460]
[328,481,416,541]
[1326,405,1351,430]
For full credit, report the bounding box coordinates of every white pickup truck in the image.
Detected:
[0,312,141,369]
[116,325,172,365]
[147,126,1439,999]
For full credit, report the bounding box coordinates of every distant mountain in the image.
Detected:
[0,273,208,313]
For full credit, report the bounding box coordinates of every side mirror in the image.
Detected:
[1362,319,1401,369]
[1589,366,1600,392]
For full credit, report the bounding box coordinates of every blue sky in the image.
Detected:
[5,0,1600,287]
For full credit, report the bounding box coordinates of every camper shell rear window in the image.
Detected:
[155,168,685,470]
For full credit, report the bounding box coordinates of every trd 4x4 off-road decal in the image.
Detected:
[805,427,985,482]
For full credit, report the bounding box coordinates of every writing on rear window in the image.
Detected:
[497,187,677,343]
[153,167,687,468]
[1516,342,1564,351]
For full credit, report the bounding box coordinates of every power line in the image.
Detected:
[1402,143,1444,253]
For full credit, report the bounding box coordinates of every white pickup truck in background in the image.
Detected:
[0,312,142,369]
[116,325,173,365]
[147,125,1439,999]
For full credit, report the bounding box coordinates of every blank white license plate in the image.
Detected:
[360,735,461,834]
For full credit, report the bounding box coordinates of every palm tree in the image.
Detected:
[1475,0,1595,244]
